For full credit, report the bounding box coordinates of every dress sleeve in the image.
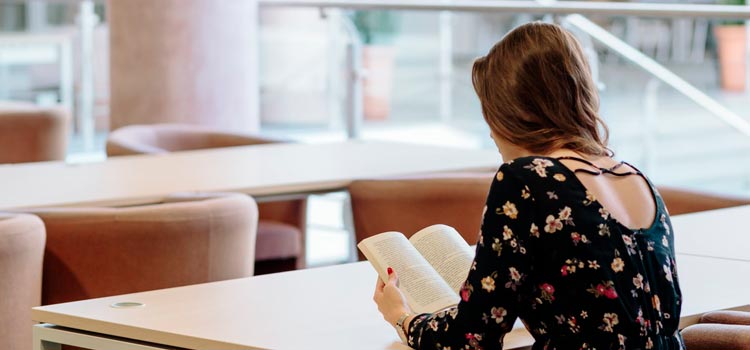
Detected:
[407,162,536,349]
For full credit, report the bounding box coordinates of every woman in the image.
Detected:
[373,22,683,350]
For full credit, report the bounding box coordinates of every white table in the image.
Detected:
[32,253,750,350]
[0,140,500,209]
[23,147,750,349]
[672,205,750,262]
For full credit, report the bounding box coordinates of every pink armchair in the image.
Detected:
[657,186,750,215]
[106,124,304,274]
[26,192,258,305]
[0,102,68,163]
[681,310,750,350]
[106,123,283,156]
[349,173,493,260]
[0,213,46,350]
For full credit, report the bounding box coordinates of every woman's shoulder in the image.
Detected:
[494,156,581,205]
[498,156,569,182]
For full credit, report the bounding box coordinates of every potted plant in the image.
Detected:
[714,0,747,91]
[351,10,400,120]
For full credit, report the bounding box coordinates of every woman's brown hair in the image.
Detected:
[472,22,610,156]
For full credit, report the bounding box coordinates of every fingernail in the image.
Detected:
[387,267,393,275]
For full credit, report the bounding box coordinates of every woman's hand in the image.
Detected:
[373,267,412,327]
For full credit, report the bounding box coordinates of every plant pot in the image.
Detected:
[715,25,747,91]
[362,45,396,121]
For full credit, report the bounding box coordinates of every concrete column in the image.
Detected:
[108,0,259,132]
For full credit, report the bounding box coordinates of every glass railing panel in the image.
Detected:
[257,5,750,193]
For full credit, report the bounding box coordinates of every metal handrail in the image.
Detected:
[8,0,750,19]
[259,0,750,20]
[76,0,97,151]
[565,14,750,137]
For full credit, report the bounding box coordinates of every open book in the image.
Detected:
[358,224,475,314]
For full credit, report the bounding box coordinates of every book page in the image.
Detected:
[410,224,474,294]
[358,231,460,313]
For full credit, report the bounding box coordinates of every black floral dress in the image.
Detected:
[407,156,684,350]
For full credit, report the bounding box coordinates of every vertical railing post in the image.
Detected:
[76,0,98,151]
[342,16,364,139]
[438,10,453,123]
[26,0,47,32]
[0,46,8,100]
[643,78,660,175]
[323,9,344,130]
[745,1,750,96]
[59,38,74,116]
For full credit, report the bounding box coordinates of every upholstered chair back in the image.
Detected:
[0,213,46,350]
[349,173,493,260]
[106,123,305,274]
[0,102,68,163]
[28,192,258,305]
[106,123,280,156]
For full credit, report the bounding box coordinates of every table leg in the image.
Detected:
[33,325,61,350]
[32,324,179,350]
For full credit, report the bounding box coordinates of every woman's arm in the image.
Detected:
[407,163,537,349]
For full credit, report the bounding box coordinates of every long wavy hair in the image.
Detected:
[472,22,610,156]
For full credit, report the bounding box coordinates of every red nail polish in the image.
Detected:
[387,267,393,275]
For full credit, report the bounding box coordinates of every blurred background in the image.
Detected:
[1,0,748,264]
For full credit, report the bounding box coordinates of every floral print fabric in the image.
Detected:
[407,157,684,350]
